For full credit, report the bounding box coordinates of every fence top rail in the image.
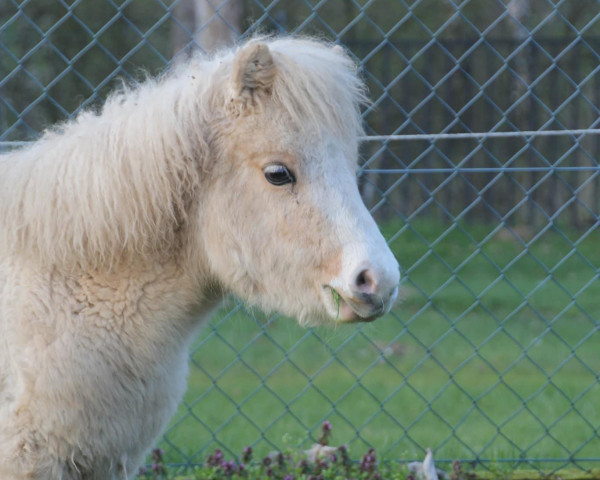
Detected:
[364,166,600,174]
[359,129,600,142]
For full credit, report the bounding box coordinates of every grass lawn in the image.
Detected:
[157,218,600,471]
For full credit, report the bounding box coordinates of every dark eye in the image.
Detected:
[263,163,296,186]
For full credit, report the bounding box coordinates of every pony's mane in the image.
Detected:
[0,37,367,270]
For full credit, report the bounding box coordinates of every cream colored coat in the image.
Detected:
[0,38,400,479]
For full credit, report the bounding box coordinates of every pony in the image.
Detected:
[0,37,400,479]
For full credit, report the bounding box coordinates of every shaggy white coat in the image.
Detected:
[0,37,399,479]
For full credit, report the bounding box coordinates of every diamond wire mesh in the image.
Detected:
[1,0,600,473]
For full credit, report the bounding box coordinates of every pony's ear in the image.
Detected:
[231,42,276,104]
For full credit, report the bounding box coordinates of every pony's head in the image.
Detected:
[198,38,400,326]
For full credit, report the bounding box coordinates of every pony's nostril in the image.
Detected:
[354,268,377,294]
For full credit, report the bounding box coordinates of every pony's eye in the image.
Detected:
[263,163,296,186]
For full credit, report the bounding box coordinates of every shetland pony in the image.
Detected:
[0,37,400,479]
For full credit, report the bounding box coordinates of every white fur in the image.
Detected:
[0,37,399,479]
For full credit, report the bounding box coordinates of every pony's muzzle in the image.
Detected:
[327,262,400,323]
[323,236,400,323]
[343,286,398,321]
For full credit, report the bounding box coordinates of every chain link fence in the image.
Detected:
[2,0,600,473]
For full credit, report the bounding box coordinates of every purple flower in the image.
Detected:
[151,448,164,463]
[220,460,236,476]
[359,447,377,473]
[242,446,253,463]
[318,420,333,445]
[206,449,224,467]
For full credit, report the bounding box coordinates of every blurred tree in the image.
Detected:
[170,0,244,55]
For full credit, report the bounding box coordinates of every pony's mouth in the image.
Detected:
[323,286,389,323]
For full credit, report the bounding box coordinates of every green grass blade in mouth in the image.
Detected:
[331,288,341,321]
